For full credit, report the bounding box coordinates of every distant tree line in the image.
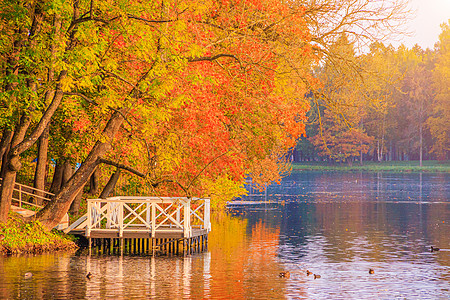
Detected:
[296,22,450,165]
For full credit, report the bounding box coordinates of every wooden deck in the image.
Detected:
[69,228,209,239]
[66,196,211,254]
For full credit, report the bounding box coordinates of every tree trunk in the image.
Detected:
[62,160,74,185]
[389,141,393,161]
[89,168,100,195]
[100,169,121,198]
[36,110,125,230]
[0,157,21,221]
[377,140,381,162]
[419,121,423,167]
[347,158,353,167]
[69,184,85,215]
[0,70,65,222]
[360,140,363,165]
[0,113,32,222]
[0,130,14,176]
[33,125,49,205]
[50,160,64,194]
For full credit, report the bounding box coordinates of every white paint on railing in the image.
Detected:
[82,197,211,238]
[1,178,68,230]
[0,178,54,209]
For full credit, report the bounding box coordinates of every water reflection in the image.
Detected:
[0,171,449,299]
[265,171,450,203]
[275,201,450,299]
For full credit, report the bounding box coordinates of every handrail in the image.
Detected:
[84,197,211,238]
[0,178,68,230]
[0,178,54,209]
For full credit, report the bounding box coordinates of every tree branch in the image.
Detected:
[150,179,188,195]
[64,92,96,105]
[12,70,68,156]
[98,158,146,177]
[126,8,188,24]
[186,151,230,191]
[63,92,134,127]
[188,54,241,64]
[67,16,119,34]
[127,14,175,24]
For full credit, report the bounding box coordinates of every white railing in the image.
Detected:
[0,178,68,230]
[0,178,54,209]
[85,196,211,238]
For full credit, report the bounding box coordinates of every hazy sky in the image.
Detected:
[396,0,450,49]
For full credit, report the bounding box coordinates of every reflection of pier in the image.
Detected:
[84,252,211,299]
[66,196,211,255]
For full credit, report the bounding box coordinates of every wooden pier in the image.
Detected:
[65,196,211,255]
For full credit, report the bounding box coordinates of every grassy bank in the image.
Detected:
[291,160,450,173]
[0,213,78,255]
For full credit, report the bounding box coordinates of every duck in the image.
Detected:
[314,274,321,279]
[430,246,440,252]
[369,268,374,274]
[306,270,312,276]
[279,271,290,278]
[24,272,33,279]
[86,272,93,279]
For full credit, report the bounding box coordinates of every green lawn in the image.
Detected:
[291,160,450,172]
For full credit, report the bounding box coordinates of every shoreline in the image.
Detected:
[0,213,78,256]
[291,160,450,173]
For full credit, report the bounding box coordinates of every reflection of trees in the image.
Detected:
[207,212,248,298]
[1,184,448,298]
[208,213,290,299]
[313,201,389,262]
[308,172,450,267]
[273,171,450,268]
[313,200,449,267]
[0,253,75,299]
[0,213,282,299]
[243,221,284,299]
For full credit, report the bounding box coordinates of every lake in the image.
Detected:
[0,171,449,299]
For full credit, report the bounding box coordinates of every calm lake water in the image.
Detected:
[0,171,449,299]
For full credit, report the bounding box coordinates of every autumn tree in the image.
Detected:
[0,0,411,229]
[299,0,409,162]
[309,34,374,164]
[0,0,314,228]
[428,21,450,160]
[358,42,405,162]
[102,0,314,200]
[402,48,435,166]
[0,0,191,225]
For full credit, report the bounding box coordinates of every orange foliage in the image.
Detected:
[101,0,314,202]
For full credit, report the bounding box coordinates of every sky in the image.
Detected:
[395,0,450,49]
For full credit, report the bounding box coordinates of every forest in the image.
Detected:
[0,0,447,229]
[295,26,450,165]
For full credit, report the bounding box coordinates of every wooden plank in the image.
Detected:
[86,230,184,239]
[75,228,208,239]
[63,215,87,233]
[191,229,209,237]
